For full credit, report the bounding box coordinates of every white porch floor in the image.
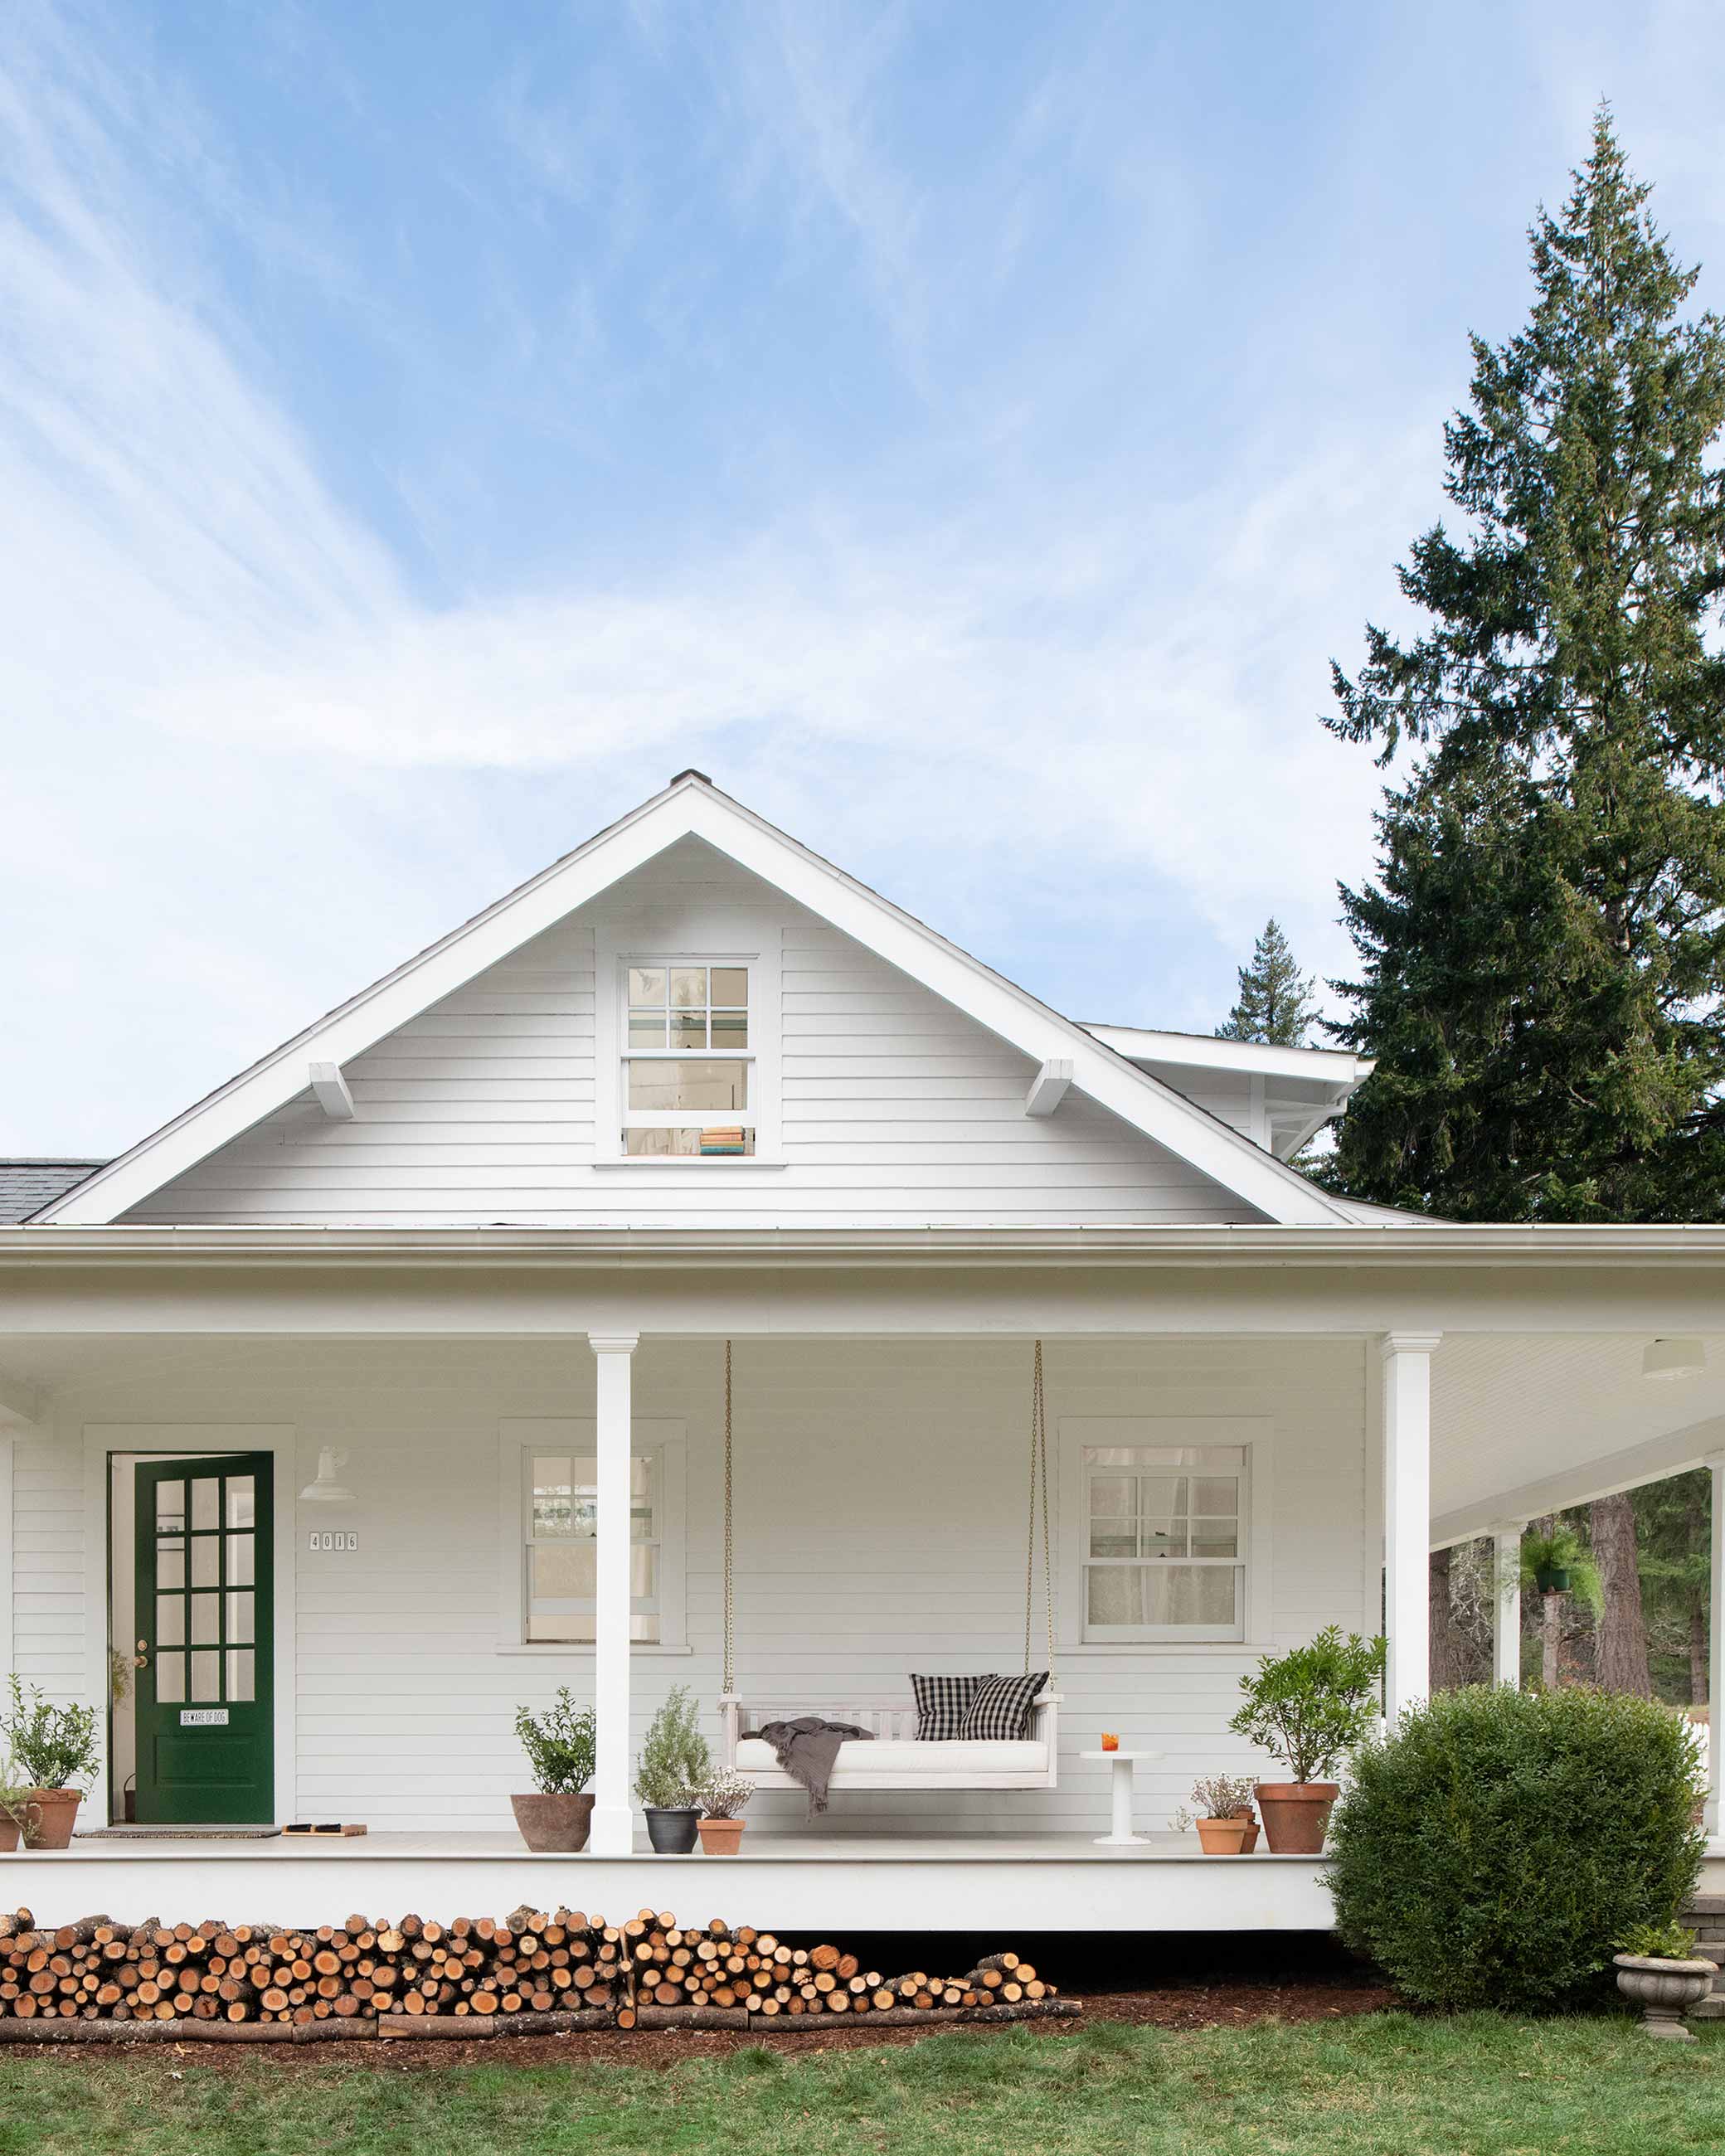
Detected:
[10,1831,1338,1933]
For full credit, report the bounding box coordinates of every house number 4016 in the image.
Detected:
[309,1530,359,1551]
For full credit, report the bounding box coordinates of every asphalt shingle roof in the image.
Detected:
[0,1160,109,1222]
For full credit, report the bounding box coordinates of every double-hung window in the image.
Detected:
[524,1449,661,1643]
[622,963,754,1158]
[1081,1445,1249,1641]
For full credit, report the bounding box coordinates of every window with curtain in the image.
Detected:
[1081,1445,1248,1640]
[524,1451,661,1642]
[620,962,754,1156]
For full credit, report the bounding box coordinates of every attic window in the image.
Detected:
[621,964,755,1157]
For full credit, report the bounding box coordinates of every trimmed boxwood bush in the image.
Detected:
[1329,1684,1704,2012]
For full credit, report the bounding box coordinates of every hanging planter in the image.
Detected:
[1518,1527,1602,1616]
[1534,1563,1571,1595]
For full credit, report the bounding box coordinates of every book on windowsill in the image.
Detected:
[699,1126,748,1155]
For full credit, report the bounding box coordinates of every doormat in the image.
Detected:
[79,1828,282,1841]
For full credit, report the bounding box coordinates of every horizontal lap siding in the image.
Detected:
[122,842,1262,1226]
[29,1338,1368,1834]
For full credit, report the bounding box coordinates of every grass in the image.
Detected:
[3,2012,1723,2155]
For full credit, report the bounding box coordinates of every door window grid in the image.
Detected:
[621,962,755,1157]
[153,1469,256,1704]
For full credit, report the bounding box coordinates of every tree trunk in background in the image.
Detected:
[1591,1493,1653,1697]
[1429,1547,1460,1690]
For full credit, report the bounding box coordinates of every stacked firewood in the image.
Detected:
[0,1907,1071,2039]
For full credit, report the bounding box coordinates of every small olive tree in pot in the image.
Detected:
[2,1677,100,1848]
[634,1688,712,1853]
[512,1688,597,1851]
[1228,1629,1386,1853]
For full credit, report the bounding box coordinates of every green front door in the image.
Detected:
[134,1454,274,1824]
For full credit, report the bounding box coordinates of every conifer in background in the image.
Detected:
[1325,111,1725,1223]
[1217,918,1317,1046]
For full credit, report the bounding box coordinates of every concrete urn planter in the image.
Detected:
[509,1792,595,1853]
[1613,1954,1718,2039]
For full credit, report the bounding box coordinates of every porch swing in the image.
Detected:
[718,1341,1062,1794]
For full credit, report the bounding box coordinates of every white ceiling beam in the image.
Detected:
[309,1063,357,1121]
[1431,1414,1725,1548]
[1023,1059,1072,1119]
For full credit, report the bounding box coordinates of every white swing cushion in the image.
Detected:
[722,1692,1060,1791]
[732,1736,1048,1780]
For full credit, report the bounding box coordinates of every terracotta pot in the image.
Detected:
[697,1817,746,1855]
[1614,1954,1718,2040]
[1240,1819,1261,1853]
[644,1806,701,1854]
[1194,1816,1251,1854]
[0,1815,19,1853]
[22,1789,80,1850]
[1253,1782,1339,1854]
[509,1791,595,1852]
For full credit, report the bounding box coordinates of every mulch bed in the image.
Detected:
[0,1977,1396,2074]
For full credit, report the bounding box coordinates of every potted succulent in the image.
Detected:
[0,1759,39,1853]
[1520,1523,1604,1612]
[1613,1920,1718,2040]
[1228,1628,1386,1854]
[2,1677,98,1848]
[511,1688,598,1851]
[634,1687,712,1854]
[1189,1773,1259,1854]
[694,1766,754,1854]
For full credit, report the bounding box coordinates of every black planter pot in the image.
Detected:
[644,1806,701,1854]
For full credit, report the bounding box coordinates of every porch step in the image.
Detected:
[1688,1996,1725,2020]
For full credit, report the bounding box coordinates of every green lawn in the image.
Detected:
[3,2012,1723,2155]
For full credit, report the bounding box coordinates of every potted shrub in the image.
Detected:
[511,1688,597,1851]
[1613,1920,1718,2040]
[694,1767,754,1854]
[1189,1773,1258,1854]
[1520,1524,1603,1612]
[2,1677,98,1848]
[1228,1628,1386,1853]
[634,1687,712,1854]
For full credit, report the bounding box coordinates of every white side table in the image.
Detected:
[1080,1749,1160,1847]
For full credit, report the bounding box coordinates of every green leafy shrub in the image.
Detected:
[1329,1684,1705,2011]
[634,1687,712,1809]
[2,1676,99,1791]
[1228,1628,1386,1783]
[513,1687,596,1795]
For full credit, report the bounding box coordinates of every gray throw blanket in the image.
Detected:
[743,1717,874,1815]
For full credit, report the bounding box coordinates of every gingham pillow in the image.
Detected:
[911,1673,995,1742]
[960,1671,1048,1742]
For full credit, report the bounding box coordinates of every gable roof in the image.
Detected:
[36,773,1357,1227]
[0,1160,107,1222]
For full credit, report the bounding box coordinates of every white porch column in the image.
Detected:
[1381,1333,1440,1724]
[1708,1454,1724,1841]
[1492,1525,1523,1690]
[590,1332,639,1857]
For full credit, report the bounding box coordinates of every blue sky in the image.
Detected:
[6,0,1725,1153]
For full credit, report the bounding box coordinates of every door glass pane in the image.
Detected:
[156,1595,185,1648]
[190,1593,221,1645]
[226,1649,255,1702]
[192,1536,220,1589]
[627,967,665,1004]
[190,1649,221,1702]
[627,1059,748,1114]
[226,1534,255,1587]
[226,1478,255,1530]
[156,1651,185,1703]
[156,1481,186,1535]
[709,967,747,1007]
[156,1543,185,1590]
[226,1591,254,1644]
[669,967,706,1007]
[1087,1567,1144,1626]
[191,1478,218,1532]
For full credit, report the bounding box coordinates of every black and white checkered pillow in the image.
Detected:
[960,1671,1048,1742]
[911,1673,994,1742]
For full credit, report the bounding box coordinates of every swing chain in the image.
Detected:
[722,1338,734,1699]
[1024,1339,1055,1679]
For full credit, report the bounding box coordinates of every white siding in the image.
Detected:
[124,841,1262,1227]
[27,1335,1368,1836]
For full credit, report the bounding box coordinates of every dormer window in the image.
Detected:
[621,963,755,1157]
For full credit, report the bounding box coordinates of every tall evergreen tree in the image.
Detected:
[1324,112,1725,1221]
[1217,918,1318,1046]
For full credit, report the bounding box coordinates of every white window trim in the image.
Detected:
[497,1419,688,1653]
[592,937,782,1164]
[1057,1416,1273,1651]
